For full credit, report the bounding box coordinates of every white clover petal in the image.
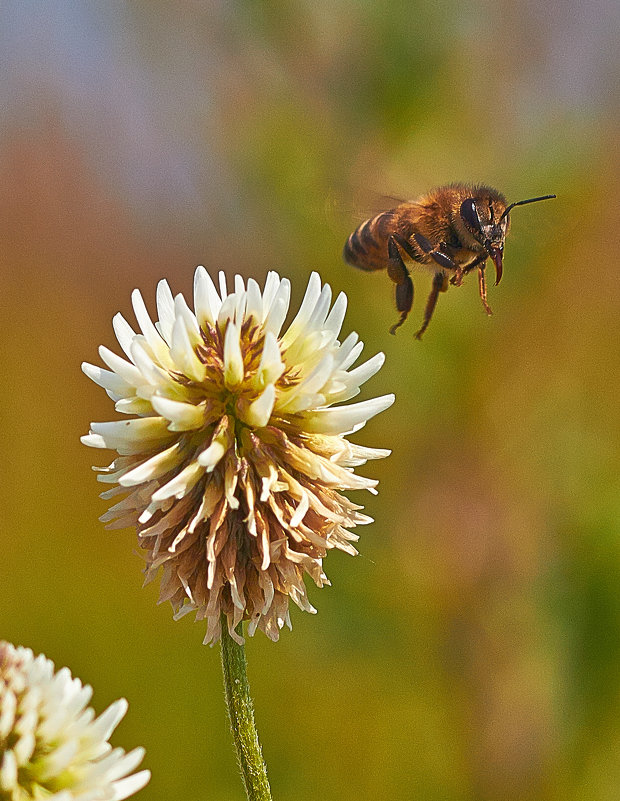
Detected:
[234,286,249,325]
[301,393,395,434]
[263,295,288,337]
[13,732,36,764]
[324,291,347,337]
[280,271,321,349]
[90,699,128,743]
[0,688,16,738]
[98,346,144,388]
[333,442,392,466]
[102,747,146,783]
[245,384,276,428]
[115,397,153,416]
[233,276,248,321]
[109,771,151,801]
[174,294,202,347]
[118,443,183,486]
[197,438,227,471]
[218,270,227,299]
[81,363,133,397]
[223,321,244,388]
[38,740,79,781]
[289,490,310,528]
[194,265,222,327]
[151,460,205,501]
[254,331,284,389]
[80,433,108,449]
[151,395,206,431]
[260,271,282,317]
[306,282,332,332]
[0,750,17,791]
[48,791,72,801]
[131,289,173,369]
[263,277,291,336]
[339,329,362,361]
[344,351,385,387]
[245,278,263,322]
[90,418,172,448]
[169,320,205,383]
[112,313,137,362]
[217,293,237,327]
[155,279,175,343]
[276,353,335,413]
[127,337,158,381]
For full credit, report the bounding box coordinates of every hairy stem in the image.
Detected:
[220,616,272,801]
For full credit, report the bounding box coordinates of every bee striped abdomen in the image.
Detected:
[343,212,395,272]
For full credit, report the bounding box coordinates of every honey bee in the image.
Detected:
[343,184,555,339]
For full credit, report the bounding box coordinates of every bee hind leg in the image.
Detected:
[414,272,449,340]
[387,236,414,335]
[390,278,414,335]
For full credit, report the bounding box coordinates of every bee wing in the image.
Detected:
[366,191,408,208]
[324,187,409,235]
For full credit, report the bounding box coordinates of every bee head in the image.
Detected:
[458,191,555,286]
[459,195,509,285]
[460,197,509,247]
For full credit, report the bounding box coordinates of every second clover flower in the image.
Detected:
[0,641,149,801]
[82,269,394,644]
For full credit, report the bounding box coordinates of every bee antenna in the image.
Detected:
[499,194,556,222]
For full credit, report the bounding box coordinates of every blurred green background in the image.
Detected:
[1,2,619,800]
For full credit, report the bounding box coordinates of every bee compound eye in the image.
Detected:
[460,198,482,231]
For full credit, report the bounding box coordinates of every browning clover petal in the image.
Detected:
[82,269,393,644]
[0,642,149,801]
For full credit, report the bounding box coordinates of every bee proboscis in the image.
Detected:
[343,184,555,339]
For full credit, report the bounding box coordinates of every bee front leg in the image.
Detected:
[451,253,488,288]
[410,232,470,287]
[450,268,465,287]
[412,233,458,271]
[387,236,414,335]
[415,271,449,340]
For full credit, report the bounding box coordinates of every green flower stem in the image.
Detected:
[220,616,272,801]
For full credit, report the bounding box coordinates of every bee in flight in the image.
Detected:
[343,184,555,339]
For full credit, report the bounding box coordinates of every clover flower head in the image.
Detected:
[0,642,149,801]
[82,269,393,644]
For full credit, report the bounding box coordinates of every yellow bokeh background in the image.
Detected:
[1,4,619,800]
